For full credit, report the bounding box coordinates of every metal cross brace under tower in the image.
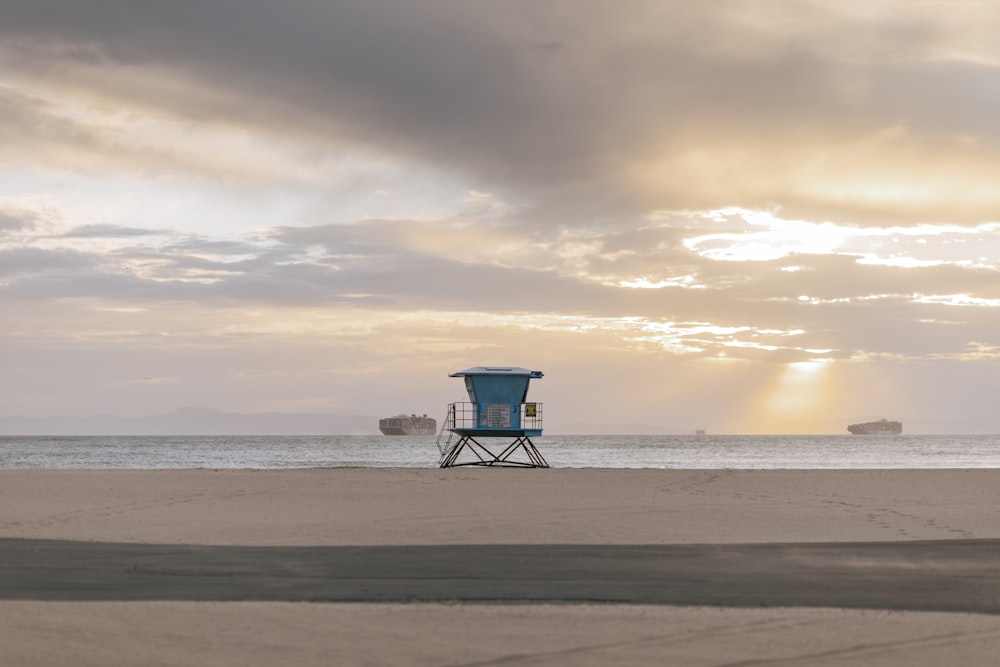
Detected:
[438,434,549,468]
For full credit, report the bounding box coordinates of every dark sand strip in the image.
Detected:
[3,538,1000,613]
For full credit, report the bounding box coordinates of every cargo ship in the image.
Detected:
[847,419,902,435]
[379,414,437,436]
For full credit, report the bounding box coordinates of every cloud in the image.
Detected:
[4,2,1000,428]
[3,208,998,371]
[60,224,166,238]
[0,246,98,280]
[6,1,1000,224]
[0,207,39,235]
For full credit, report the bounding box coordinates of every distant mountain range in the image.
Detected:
[0,407,379,436]
[0,410,688,436]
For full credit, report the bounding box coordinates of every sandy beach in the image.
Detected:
[3,468,1000,665]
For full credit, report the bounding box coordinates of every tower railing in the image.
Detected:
[444,402,543,432]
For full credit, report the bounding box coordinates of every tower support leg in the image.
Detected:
[439,435,549,468]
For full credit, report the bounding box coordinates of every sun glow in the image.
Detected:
[682,209,853,262]
[737,358,838,433]
[618,275,702,289]
[789,359,832,373]
[681,208,1000,270]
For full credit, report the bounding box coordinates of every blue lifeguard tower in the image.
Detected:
[437,366,548,468]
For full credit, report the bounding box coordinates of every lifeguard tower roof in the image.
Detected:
[449,366,543,379]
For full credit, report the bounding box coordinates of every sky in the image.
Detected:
[3,0,1000,434]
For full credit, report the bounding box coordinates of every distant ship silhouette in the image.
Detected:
[379,414,437,435]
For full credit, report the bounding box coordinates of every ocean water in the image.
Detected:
[1,434,998,469]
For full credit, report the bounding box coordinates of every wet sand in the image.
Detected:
[4,538,1000,613]
[3,468,1000,665]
